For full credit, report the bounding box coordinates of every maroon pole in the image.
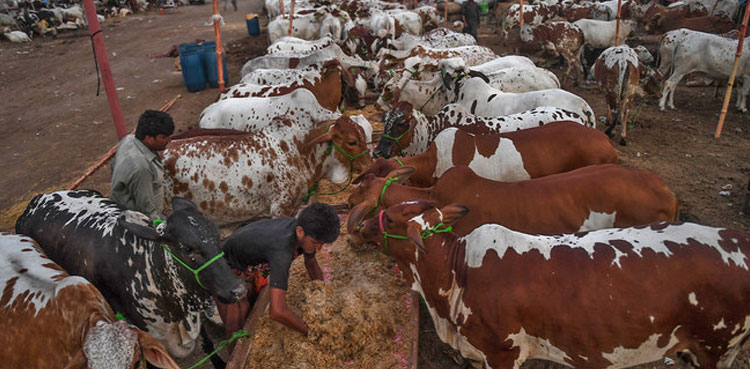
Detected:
[81,0,127,139]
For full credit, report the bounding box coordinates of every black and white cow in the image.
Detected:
[15,190,247,359]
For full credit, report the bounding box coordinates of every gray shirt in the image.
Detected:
[110,134,165,220]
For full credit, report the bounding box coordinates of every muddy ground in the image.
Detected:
[1,3,749,369]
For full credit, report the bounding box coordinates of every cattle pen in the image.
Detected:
[1,0,750,368]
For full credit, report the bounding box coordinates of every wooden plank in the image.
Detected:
[226,285,271,369]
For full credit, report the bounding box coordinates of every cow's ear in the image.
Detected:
[172,197,198,213]
[303,123,336,150]
[347,203,373,235]
[137,329,180,369]
[406,223,428,253]
[61,349,87,369]
[439,204,470,226]
[385,166,416,183]
[118,215,162,241]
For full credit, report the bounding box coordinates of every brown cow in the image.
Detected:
[0,233,180,369]
[347,164,679,237]
[642,2,709,33]
[646,14,735,34]
[593,45,662,145]
[357,200,750,369]
[515,21,585,86]
[357,121,617,187]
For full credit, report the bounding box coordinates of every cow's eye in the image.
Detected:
[348,140,357,146]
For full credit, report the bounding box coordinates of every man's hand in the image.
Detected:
[269,287,309,335]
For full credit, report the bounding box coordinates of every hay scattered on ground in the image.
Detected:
[245,226,414,369]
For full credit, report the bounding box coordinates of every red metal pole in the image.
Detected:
[213,0,226,92]
[614,0,622,45]
[81,0,127,139]
[288,0,295,36]
[714,0,750,138]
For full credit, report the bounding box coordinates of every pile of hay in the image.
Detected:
[245,230,414,368]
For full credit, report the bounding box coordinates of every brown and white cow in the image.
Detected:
[357,200,750,369]
[164,115,372,226]
[347,164,679,237]
[501,2,558,40]
[0,232,180,369]
[594,45,662,145]
[373,101,588,158]
[224,59,367,110]
[645,13,735,34]
[357,121,617,187]
[516,21,585,86]
[642,2,709,33]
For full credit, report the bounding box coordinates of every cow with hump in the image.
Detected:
[14,190,247,359]
[0,232,180,369]
[358,200,750,369]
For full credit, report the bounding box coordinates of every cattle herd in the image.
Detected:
[3,0,750,367]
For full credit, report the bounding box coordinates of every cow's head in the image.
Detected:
[356,200,468,261]
[347,166,416,236]
[438,57,484,95]
[352,157,404,185]
[374,101,415,158]
[65,320,180,369]
[639,64,663,98]
[117,198,246,304]
[305,115,373,184]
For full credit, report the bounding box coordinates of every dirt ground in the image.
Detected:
[1,3,749,369]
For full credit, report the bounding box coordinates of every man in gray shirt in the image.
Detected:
[110,110,174,221]
[462,0,482,41]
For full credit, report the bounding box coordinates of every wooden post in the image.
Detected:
[288,0,295,36]
[714,0,750,138]
[212,0,226,92]
[614,0,622,45]
[279,0,284,17]
[414,0,417,9]
[226,286,271,369]
[81,0,127,139]
[444,0,448,25]
[519,0,524,28]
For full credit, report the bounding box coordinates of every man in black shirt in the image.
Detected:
[217,203,341,340]
[462,0,482,41]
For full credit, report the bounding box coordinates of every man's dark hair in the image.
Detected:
[297,202,341,243]
[135,110,175,140]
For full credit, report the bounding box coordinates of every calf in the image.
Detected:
[164,115,372,226]
[517,21,585,86]
[0,233,179,369]
[347,164,679,236]
[358,200,750,369]
[659,32,750,112]
[440,58,596,125]
[223,59,367,110]
[594,45,662,145]
[15,192,246,359]
[358,121,616,187]
[373,101,588,158]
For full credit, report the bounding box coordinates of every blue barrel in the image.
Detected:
[246,13,260,36]
[178,43,206,92]
[202,41,229,88]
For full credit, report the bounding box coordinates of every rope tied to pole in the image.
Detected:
[89,29,103,96]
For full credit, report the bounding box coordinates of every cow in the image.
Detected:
[642,2,709,33]
[413,6,441,31]
[14,191,247,359]
[223,59,367,110]
[659,32,750,112]
[385,9,423,36]
[561,1,612,22]
[516,21,585,86]
[0,232,180,369]
[502,2,558,40]
[347,164,679,237]
[267,7,352,42]
[373,101,589,158]
[266,35,337,55]
[356,200,750,369]
[573,19,637,51]
[356,121,617,187]
[377,44,498,72]
[439,57,596,125]
[163,115,372,226]
[645,13,735,34]
[594,45,663,145]
[383,27,477,52]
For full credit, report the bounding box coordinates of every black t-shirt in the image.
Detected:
[222,217,302,291]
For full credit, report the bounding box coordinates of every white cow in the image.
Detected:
[240,43,377,80]
[266,35,337,55]
[659,32,750,112]
[267,11,345,43]
[440,57,596,126]
[573,19,637,50]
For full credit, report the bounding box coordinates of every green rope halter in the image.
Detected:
[303,135,370,201]
[187,329,252,369]
[377,210,453,256]
[161,244,225,290]
[381,125,410,157]
[393,157,405,167]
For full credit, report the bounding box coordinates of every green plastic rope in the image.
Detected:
[393,157,404,167]
[303,140,370,201]
[187,329,252,369]
[162,245,225,290]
